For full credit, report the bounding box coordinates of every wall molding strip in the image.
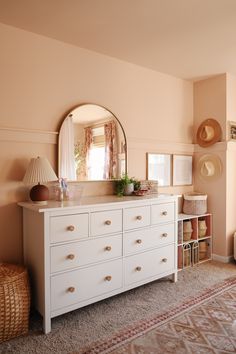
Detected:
[212,253,234,263]
[0,126,58,144]
[127,137,194,154]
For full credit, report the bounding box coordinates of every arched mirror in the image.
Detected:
[58,104,127,181]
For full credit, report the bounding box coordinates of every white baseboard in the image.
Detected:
[212,254,235,263]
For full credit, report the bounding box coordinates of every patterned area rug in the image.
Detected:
[79,276,236,354]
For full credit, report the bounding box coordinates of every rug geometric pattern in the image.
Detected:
[80,277,236,354]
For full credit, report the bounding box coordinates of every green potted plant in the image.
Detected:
[115,174,140,196]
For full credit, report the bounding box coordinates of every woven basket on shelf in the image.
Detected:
[0,263,30,343]
[183,193,207,215]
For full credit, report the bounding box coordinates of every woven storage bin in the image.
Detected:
[183,193,207,215]
[0,263,30,343]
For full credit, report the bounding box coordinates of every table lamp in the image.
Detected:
[23,156,58,204]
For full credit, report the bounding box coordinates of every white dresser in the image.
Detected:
[19,194,178,333]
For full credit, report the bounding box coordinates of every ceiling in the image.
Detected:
[0,0,236,81]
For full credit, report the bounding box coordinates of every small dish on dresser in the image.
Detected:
[133,189,149,196]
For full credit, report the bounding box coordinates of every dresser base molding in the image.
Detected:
[19,194,178,334]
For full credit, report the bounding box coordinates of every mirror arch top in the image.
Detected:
[58,103,127,181]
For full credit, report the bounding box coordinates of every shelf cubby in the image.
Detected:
[177,213,212,270]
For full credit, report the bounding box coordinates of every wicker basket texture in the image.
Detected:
[0,263,30,343]
[183,193,207,215]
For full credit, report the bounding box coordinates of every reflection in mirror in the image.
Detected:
[147,153,171,186]
[58,104,127,181]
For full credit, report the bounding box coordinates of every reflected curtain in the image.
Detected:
[58,116,76,180]
[84,127,93,178]
[104,120,118,179]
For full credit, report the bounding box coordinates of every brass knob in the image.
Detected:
[162,233,168,237]
[67,286,75,293]
[136,215,142,220]
[105,275,112,281]
[162,258,167,263]
[67,225,75,231]
[136,239,142,244]
[105,246,112,251]
[105,220,111,225]
[136,266,142,272]
[67,254,75,260]
[162,211,167,216]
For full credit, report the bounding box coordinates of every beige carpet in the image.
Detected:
[0,261,235,354]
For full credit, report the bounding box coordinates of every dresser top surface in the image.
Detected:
[18,194,178,213]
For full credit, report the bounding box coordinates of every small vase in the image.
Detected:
[124,183,134,196]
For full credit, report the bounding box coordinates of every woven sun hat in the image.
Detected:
[197,154,222,181]
[196,118,222,147]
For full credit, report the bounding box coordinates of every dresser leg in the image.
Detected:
[43,316,51,334]
[172,272,178,283]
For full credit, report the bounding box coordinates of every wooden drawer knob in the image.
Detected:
[136,239,142,244]
[105,246,112,251]
[162,233,168,237]
[162,211,168,216]
[105,275,112,281]
[67,225,75,231]
[162,258,167,263]
[105,220,112,225]
[136,215,142,220]
[67,254,75,260]
[135,266,142,272]
[67,286,75,293]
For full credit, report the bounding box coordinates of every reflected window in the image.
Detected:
[88,126,106,180]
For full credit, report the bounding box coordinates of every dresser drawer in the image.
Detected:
[124,206,150,231]
[124,223,175,255]
[151,203,175,225]
[51,259,123,311]
[51,234,122,273]
[50,213,89,243]
[124,245,175,286]
[90,209,122,236]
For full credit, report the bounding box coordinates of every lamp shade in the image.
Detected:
[23,157,58,204]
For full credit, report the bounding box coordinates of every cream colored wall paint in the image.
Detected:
[194,74,227,141]
[0,24,193,263]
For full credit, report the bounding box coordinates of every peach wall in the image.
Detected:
[194,74,227,141]
[194,74,236,259]
[226,73,236,128]
[0,23,193,263]
[226,74,236,257]
[193,76,227,258]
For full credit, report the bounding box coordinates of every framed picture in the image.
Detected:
[146,153,171,186]
[173,155,192,186]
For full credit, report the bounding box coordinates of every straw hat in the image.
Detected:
[196,118,222,147]
[197,154,222,181]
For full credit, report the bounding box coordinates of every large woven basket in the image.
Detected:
[183,193,207,215]
[0,263,30,343]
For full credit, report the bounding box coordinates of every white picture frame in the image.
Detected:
[173,155,192,186]
[147,153,171,186]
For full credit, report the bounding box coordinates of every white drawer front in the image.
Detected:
[51,234,122,273]
[50,213,89,243]
[51,259,122,311]
[124,206,150,231]
[151,203,175,225]
[124,223,175,255]
[90,209,122,236]
[124,245,175,286]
